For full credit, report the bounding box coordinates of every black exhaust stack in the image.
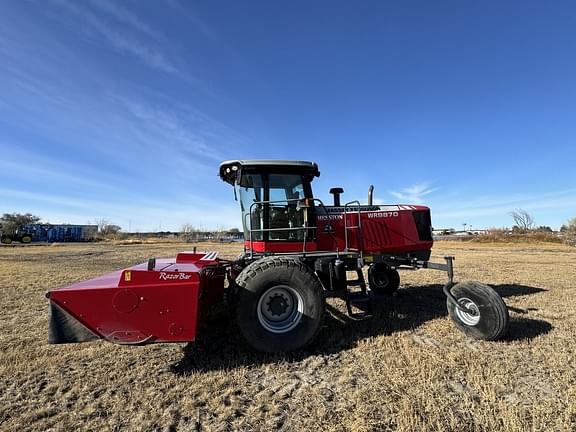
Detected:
[329,188,344,206]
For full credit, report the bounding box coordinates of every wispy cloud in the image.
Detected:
[0,159,113,191]
[11,75,69,107]
[0,187,239,231]
[54,0,176,74]
[390,183,439,203]
[1,45,245,179]
[433,189,576,220]
[165,0,217,39]
[87,0,163,40]
[110,92,249,163]
[0,3,246,231]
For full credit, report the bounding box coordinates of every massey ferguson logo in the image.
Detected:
[159,272,192,281]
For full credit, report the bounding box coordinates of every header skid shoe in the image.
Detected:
[47,251,223,345]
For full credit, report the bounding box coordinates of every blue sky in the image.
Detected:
[1,0,575,232]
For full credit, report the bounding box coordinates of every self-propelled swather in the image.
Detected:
[48,160,509,352]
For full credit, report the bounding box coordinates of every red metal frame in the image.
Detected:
[247,241,318,253]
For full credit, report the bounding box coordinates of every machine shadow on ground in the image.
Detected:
[170,283,552,374]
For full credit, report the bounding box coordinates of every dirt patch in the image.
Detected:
[1,241,575,431]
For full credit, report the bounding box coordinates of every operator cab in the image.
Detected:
[219,160,320,252]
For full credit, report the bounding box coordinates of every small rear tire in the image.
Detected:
[368,264,400,295]
[235,256,324,353]
[447,281,509,340]
[20,235,32,244]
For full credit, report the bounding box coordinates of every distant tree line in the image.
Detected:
[504,209,575,245]
[0,213,40,235]
[0,213,124,242]
[94,218,122,238]
[180,223,242,242]
[435,209,575,246]
[561,216,576,245]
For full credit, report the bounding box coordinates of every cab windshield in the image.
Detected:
[236,172,308,241]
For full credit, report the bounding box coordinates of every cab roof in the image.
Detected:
[219,160,320,185]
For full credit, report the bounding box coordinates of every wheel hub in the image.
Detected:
[267,293,289,317]
[257,285,304,334]
[374,272,389,288]
[455,297,481,326]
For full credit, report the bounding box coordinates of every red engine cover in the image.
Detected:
[316,205,433,254]
[245,205,433,255]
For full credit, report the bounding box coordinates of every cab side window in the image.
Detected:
[268,174,305,241]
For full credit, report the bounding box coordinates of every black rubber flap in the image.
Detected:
[48,302,100,344]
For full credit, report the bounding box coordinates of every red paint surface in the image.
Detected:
[316,206,433,253]
[49,251,224,344]
[244,206,433,255]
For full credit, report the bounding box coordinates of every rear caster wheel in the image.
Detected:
[368,264,400,295]
[447,281,509,340]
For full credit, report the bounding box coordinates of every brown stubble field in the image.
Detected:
[0,241,575,431]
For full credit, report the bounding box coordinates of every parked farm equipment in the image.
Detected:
[0,228,33,244]
[47,160,509,352]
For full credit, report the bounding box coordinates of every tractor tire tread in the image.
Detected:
[447,281,509,341]
[234,256,324,352]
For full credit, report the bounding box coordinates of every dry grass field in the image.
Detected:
[1,241,575,431]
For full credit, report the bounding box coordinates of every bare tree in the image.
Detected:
[102,224,121,236]
[180,223,197,242]
[509,208,534,233]
[563,216,576,245]
[214,224,227,241]
[95,218,110,233]
[94,218,121,239]
[0,213,41,235]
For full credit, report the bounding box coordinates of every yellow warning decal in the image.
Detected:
[124,271,132,282]
[364,256,374,263]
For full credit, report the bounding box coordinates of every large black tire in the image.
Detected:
[1,236,12,244]
[368,264,400,295]
[235,256,324,353]
[20,235,32,244]
[447,281,509,340]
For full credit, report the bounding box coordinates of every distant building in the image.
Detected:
[21,224,98,242]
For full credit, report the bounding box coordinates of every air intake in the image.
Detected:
[412,210,433,241]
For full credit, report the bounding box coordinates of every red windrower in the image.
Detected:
[47,160,509,353]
